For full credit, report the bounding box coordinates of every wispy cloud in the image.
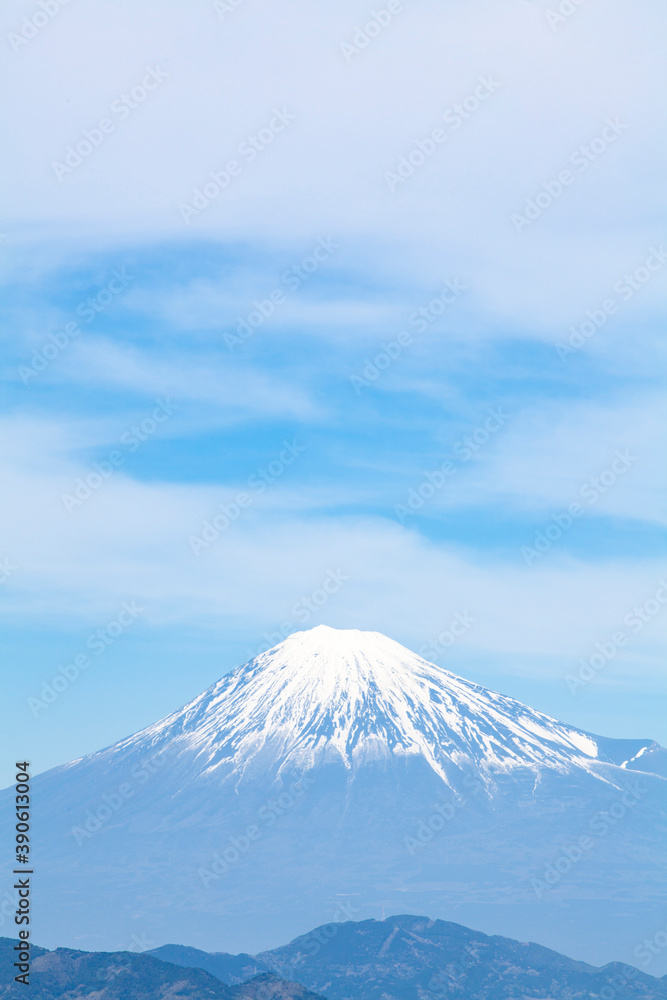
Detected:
[2,0,666,327]
[2,0,666,772]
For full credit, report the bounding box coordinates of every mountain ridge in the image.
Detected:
[0,938,325,999]
[3,915,666,1000]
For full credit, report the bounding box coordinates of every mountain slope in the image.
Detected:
[1,626,665,970]
[0,939,235,999]
[72,625,658,790]
[147,945,271,984]
[261,915,666,1000]
[0,939,324,1000]
[150,915,667,1000]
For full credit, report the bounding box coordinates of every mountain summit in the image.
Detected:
[109,624,655,790]
[2,626,665,969]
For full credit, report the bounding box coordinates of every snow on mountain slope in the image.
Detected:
[84,625,639,790]
[2,626,665,966]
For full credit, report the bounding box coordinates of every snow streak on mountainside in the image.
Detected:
[99,625,644,789]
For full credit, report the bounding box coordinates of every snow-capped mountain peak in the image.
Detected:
[131,625,610,787]
[10,626,666,963]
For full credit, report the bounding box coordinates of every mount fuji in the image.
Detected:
[2,626,666,970]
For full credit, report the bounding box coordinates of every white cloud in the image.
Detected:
[1,0,664,721]
[0,414,664,680]
[2,0,666,329]
[12,335,322,420]
[123,282,399,338]
[424,394,667,526]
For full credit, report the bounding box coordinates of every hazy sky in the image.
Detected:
[1,0,666,786]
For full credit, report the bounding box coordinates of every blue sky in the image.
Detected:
[1,0,666,786]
